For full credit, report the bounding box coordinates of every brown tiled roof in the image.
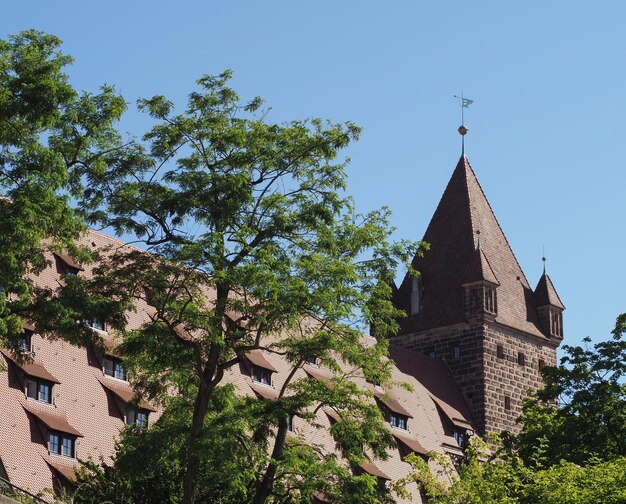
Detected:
[1,351,61,384]
[21,402,83,437]
[322,407,341,423]
[360,461,391,480]
[95,375,157,412]
[391,429,429,456]
[389,345,476,432]
[303,364,333,383]
[461,247,499,286]
[429,395,473,431]
[374,394,413,419]
[395,155,545,338]
[43,456,77,482]
[248,382,279,401]
[534,273,565,309]
[52,252,84,271]
[245,350,278,373]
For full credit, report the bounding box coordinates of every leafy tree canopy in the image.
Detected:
[0,30,130,356]
[77,70,422,503]
[513,313,626,466]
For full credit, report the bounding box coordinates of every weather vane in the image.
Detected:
[454,93,474,155]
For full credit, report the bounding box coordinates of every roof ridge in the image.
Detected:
[463,157,532,288]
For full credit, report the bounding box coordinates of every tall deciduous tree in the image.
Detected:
[0,30,130,355]
[513,313,626,466]
[79,71,420,503]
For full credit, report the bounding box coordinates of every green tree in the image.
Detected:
[78,71,420,503]
[409,436,626,504]
[0,30,130,356]
[514,313,626,466]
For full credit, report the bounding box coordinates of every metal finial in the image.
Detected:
[542,245,547,274]
[454,93,474,156]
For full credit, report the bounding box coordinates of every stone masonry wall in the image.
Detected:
[393,322,559,435]
[481,324,558,434]
[393,323,488,433]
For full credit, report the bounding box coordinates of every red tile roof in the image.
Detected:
[248,382,279,401]
[534,273,565,309]
[303,364,334,384]
[43,455,77,482]
[95,374,157,412]
[246,350,278,373]
[391,429,429,456]
[52,252,84,271]
[1,351,61,384]
[395,155,546,338]
[373,393,413,419]
[388,345,476,432]
[21,402,83,437]
[360,461,391,480]
[429,395,473,431]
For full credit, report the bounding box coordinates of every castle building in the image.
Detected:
[391,155,564,434]
[0,152,564,500]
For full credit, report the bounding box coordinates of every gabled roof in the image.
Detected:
[395,155,545,338]
[534,272,565,309]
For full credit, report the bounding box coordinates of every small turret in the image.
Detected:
[534,262,564,339]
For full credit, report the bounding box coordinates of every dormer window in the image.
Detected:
[390,412,408,430]
[126,408,149,428]
[26,378,53,404]
[48,431,76,458]
[252,365,272,386]
[103,357,126,381]
[453,429,468,449]
[85,317,106,332]
[20,331,33,352]
[306,355,318,366]
[246,350,277,386]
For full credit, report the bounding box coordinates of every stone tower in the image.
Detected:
[391,155,564,434]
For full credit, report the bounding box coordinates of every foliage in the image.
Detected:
[0,30,131,357]
[77,71,421,503]
[408,436,626,504]
[514,313,626,466]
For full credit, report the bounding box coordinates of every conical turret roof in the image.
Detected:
[395,155,545,338]
[534,272,564,309]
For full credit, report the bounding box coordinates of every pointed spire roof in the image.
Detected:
[461,247,500,286]
[534,273,564,309]
[396,155,546,338]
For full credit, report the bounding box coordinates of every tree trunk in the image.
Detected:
[252,416,289,504]
[182,351,223,503]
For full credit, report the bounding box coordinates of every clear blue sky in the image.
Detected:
[3,1,624,351]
